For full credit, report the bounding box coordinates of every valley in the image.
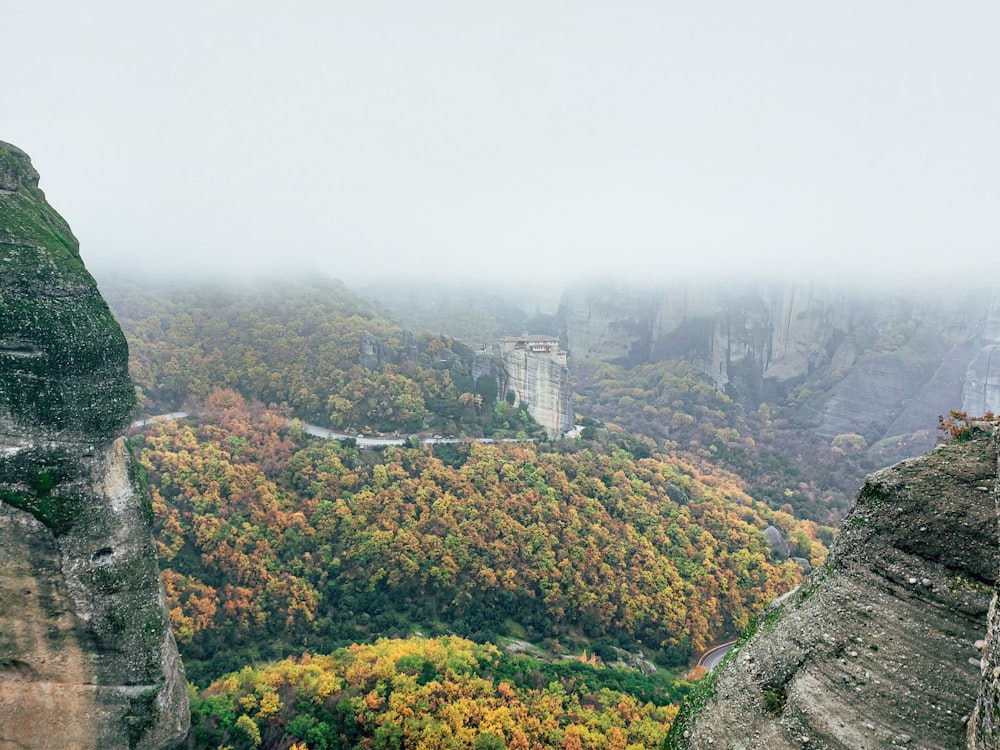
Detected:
[95,269,995,748]
[6,1,996,739]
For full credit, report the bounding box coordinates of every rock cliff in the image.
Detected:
[0,141,188,748]
[969,585,1000,749]
[494,335,574,436]
[669,425,1000,749]
[560,282,1000,451]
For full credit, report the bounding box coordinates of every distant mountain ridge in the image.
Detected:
[560,281,1000,450]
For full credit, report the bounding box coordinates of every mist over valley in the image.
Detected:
[4,1,999,745]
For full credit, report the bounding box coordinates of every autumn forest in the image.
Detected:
[103,275,836,749]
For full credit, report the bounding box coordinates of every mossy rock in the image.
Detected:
[0,141,134,441]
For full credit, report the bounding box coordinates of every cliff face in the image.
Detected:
[670,426,999,749]
[0,142,188,748]
[561,283,864,390]
[561,282,1000,449]
[961,299,1000,419]
[969,585,1000,749]
[495,336,574,436]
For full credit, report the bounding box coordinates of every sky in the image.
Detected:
[5,2,999,285]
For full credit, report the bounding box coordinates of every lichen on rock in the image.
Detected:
[0,140,188,749]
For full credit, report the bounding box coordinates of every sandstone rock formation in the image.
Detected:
[0,141,188,748]
[961,299,1000,421]
[494,335,574,436]
[359,329,419,370]
[969,589,1000,749]
[669,425,999,749]
[560,282,1000,455]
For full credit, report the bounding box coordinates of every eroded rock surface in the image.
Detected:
[495,335,574,436]
[0,141,188,749]
[969,592,1000,749]
[670,426,999,749]
[560,282,1000,456]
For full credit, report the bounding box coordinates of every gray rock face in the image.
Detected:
[495,335,574,436]
[560,285,663,367]
[762,525,791,559]
[670,426,1000,749]
[969,591,1000,749]
[962,345,1000,417]
[957,299,1000,419]
[561,282,1000,451]
[561,282,863,396]
[0,141,188,749]
[359,329,419,370]
[359,330,399,370]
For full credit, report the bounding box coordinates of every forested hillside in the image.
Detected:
[103,273,841,745]
[571,359,901,525]
[137,390,822,686]
[105,274,878,526]
[185,636,682,749]
[102,276,543,439]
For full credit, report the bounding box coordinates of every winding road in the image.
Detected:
[299,422,530,446]
[697,639,738,671]
[130,412,189,428]
[130,412,528,447]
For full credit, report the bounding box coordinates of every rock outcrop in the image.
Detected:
[961,299,1000,421]
[560,282,866,393]
[494,335,574,436]
[669,425,999,749]
[969,588,1000,749]
[0,141,188,748]
[560,282,1000,455]
[359,329,419,370]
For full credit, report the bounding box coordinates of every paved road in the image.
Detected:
[131,413,531,448]
[131,412,189,428]
[300,422,405,446]
[299,421,527,447]
[697,640,738,671]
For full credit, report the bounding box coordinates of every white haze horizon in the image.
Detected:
[6,2,999,288]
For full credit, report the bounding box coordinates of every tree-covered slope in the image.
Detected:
[572,358,882,525]
[186,636,681,750]
[102,276,541,438]
[137,390,823,686]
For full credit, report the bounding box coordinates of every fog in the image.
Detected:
[6,2,999,287]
